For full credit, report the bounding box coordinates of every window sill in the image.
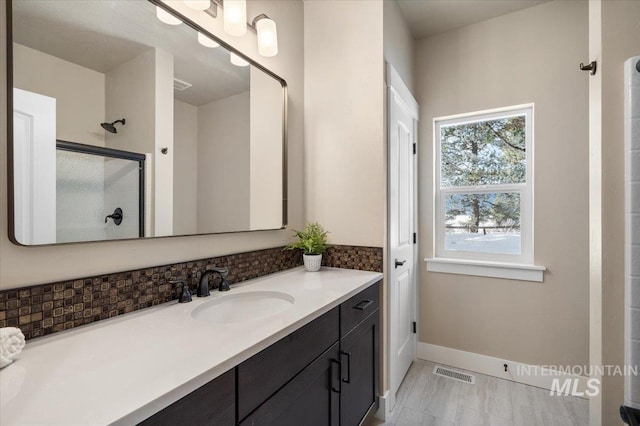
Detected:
[424,258,546,282]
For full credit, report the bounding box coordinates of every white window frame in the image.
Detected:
[433,104,534,266]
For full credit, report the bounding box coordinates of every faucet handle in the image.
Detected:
[209,267,229,278]
[170,279,192,303]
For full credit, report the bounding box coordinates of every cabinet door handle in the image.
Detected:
[353,299,373,311]
[341,351,351,383]
[330,359,341,393]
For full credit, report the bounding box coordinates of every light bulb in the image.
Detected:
[230,52,249,67]
[184,0,210,11]
[256,17,278,57]
[156,7,181,25]
[224,0,247,37]
[198,32,220,48]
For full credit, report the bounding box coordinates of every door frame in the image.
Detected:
[385,63,419,414]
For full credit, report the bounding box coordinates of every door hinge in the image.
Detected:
[413,143,416,154]
[413,233,416,244]
[412,321,417,334]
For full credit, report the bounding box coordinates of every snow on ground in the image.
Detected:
[444,231,521,255]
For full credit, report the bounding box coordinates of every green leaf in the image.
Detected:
[283,222,329,255]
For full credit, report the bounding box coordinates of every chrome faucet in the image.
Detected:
[198,267,231,296]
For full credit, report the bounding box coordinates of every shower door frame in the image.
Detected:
[56,140,146,238]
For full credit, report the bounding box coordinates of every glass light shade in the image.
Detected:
[224,0,247,37]
[198,32,220,48]
[184,0,210,11]
[256,17,278,57]
[230,52,249,67]
[156,7,181,25]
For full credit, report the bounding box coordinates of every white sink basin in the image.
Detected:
[191,291,295,324]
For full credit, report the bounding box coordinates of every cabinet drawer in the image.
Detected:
[240,342,341,426]
[340,281,380,337]
[238,307,339,420]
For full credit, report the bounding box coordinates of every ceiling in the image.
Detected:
[12,0,250,106]
[397,0,550,40]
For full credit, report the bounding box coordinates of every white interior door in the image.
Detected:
[388,64,419,407]
[13,88,57,245]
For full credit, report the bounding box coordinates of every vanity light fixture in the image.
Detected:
[156,6,182,25]
[224,0,247,37]
[171,0,280,58]
[184,0,211,11]
[230,52,249,67]
[198,32,220,48]
[252,14,278,57]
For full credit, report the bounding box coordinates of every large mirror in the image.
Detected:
[8,0,287,245]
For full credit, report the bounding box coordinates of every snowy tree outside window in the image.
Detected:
[435,105,533,264]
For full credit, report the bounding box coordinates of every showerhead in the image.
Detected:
[101,119,126,134]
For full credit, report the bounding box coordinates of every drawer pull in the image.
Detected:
[353,299,373,311]
[330,359,341,393]
[341,351,351,383]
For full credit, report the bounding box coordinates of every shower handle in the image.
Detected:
[105,208,123,225]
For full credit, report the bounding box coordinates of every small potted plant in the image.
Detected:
[284,222,329,272]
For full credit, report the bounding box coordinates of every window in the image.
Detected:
[434,105,533,265]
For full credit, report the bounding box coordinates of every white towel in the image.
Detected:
[0,327,25,369]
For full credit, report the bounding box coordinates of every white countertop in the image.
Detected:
[0,267,382,426]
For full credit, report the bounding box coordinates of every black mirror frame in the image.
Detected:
[5,0,288,246]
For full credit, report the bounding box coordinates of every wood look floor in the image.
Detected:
[364,360,589,426]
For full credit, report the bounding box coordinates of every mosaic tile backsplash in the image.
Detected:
[0,245,383,340]
[322,245,384,272]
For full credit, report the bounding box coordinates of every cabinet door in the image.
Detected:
[138,368,235,426]
[340,310,379,426]
[240,342,341,426]
[238,307,339,420]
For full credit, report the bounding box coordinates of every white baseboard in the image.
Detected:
[375,390,391,420]
[417,342,590,397]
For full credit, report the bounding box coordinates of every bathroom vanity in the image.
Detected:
[143,281,379,426]
[0,268,382,426]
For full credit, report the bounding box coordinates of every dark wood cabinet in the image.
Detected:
[242,282,380,426]
[340,282,380,337]
[139,281,381,426]
[238,308,339,420]
[240,342,341,426]
[340,311,379,426]
[137,368,235,426]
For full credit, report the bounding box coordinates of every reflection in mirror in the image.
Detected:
[10,0,286,245]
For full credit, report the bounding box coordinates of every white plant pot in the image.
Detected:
[303,254,322,272]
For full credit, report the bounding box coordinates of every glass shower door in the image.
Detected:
[56,141,145,243]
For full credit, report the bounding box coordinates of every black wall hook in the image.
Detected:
[580,61,597,75]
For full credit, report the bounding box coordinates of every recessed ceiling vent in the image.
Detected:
[433,366,475,384]
[174,78,193,91]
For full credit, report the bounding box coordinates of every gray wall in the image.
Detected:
[13,43,105,147]
[383,0,415,93]
[304,0,385,248]
[197,92,251,233]
[173,99,198,235]
[415,0,589,367]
